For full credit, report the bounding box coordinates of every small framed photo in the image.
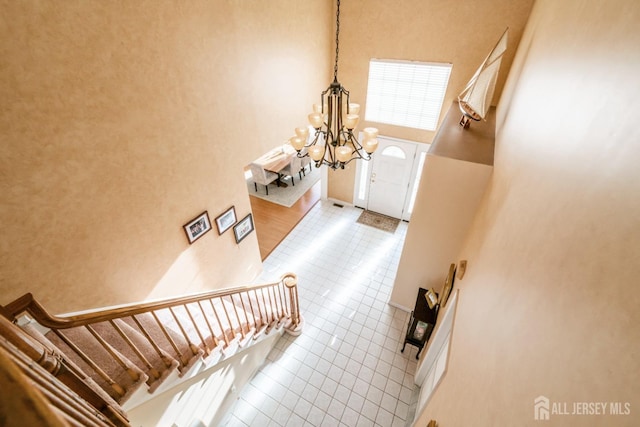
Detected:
[425,288,439,309]
[183,211,212,244]
[413,320,429,341]
[215,206,237,235]
[233,213,254,244]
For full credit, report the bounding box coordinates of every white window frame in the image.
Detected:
[403,143,430,221]
[365,59,452,131]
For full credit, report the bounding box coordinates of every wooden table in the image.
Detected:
[254,145,297,187]
[401,287,439,359]
[263,153,294,174]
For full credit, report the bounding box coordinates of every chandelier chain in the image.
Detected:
[334,0,340,81]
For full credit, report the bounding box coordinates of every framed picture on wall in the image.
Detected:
[233,213,254,244]
[440,263,457,308]
[183,211,212,244]
[215,206,237,235]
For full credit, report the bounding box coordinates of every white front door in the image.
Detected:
[366,138,417,219]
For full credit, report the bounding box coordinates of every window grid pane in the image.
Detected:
[365,60,452,131]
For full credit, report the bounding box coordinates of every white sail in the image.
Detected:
[459,28,508,122]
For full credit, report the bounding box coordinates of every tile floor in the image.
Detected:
[221,201,420,427]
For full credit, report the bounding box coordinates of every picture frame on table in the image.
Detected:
[425,288,439,310]
[183,211,212,244]
[412,320,429,341]
[215,206,237,235]
[233,213,254,244]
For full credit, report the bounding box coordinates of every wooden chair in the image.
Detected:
[249,162,278,195]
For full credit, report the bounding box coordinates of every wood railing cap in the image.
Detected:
[1,276,298,330]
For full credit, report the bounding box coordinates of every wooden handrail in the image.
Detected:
[1,275,298,330]
[0,272,302,420]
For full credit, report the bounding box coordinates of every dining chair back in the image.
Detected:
[249,162,278,195]
[299,148,312,175]
[280,156,303,186]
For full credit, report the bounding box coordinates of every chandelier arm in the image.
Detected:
[327,142,336,165]
[336,107,342,141]
[343,151,371,166]
[326,126,335,147]
[349,133,365,151]
[326,106,334,145]
[337,128,363,151]
[308,132,322,148]
[338,128,351,146]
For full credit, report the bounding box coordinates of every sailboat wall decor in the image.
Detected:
[458,28,509,129]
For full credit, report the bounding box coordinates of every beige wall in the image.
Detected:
[328,0,534,202]
[391,101,497,309]
[416,0,640,425]
[0,1,331,313]
[390,154,493,310]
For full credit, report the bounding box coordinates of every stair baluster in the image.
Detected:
[108,320,161,381]
[0,272,303,420]
[50,329,127,398]
[207,298,229,347]
[196,300,220,348]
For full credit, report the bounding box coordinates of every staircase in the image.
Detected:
[0,272,302,427]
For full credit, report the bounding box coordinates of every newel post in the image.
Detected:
[282,273,303,336]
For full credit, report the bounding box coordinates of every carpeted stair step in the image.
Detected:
[33,325,149,404]
[20,323,129,420]
[184,298,251,350]
[90,319,180,393]
[122,311,204,376]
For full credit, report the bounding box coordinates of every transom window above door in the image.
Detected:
[381,145,406,159]
[365,59,452,131]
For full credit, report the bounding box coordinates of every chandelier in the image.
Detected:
[289,0,379,170]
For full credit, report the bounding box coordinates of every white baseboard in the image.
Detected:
[388,300,412,313]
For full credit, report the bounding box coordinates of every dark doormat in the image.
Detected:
[356,210,400,233]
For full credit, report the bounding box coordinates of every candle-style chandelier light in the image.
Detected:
[289,0,379,170]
